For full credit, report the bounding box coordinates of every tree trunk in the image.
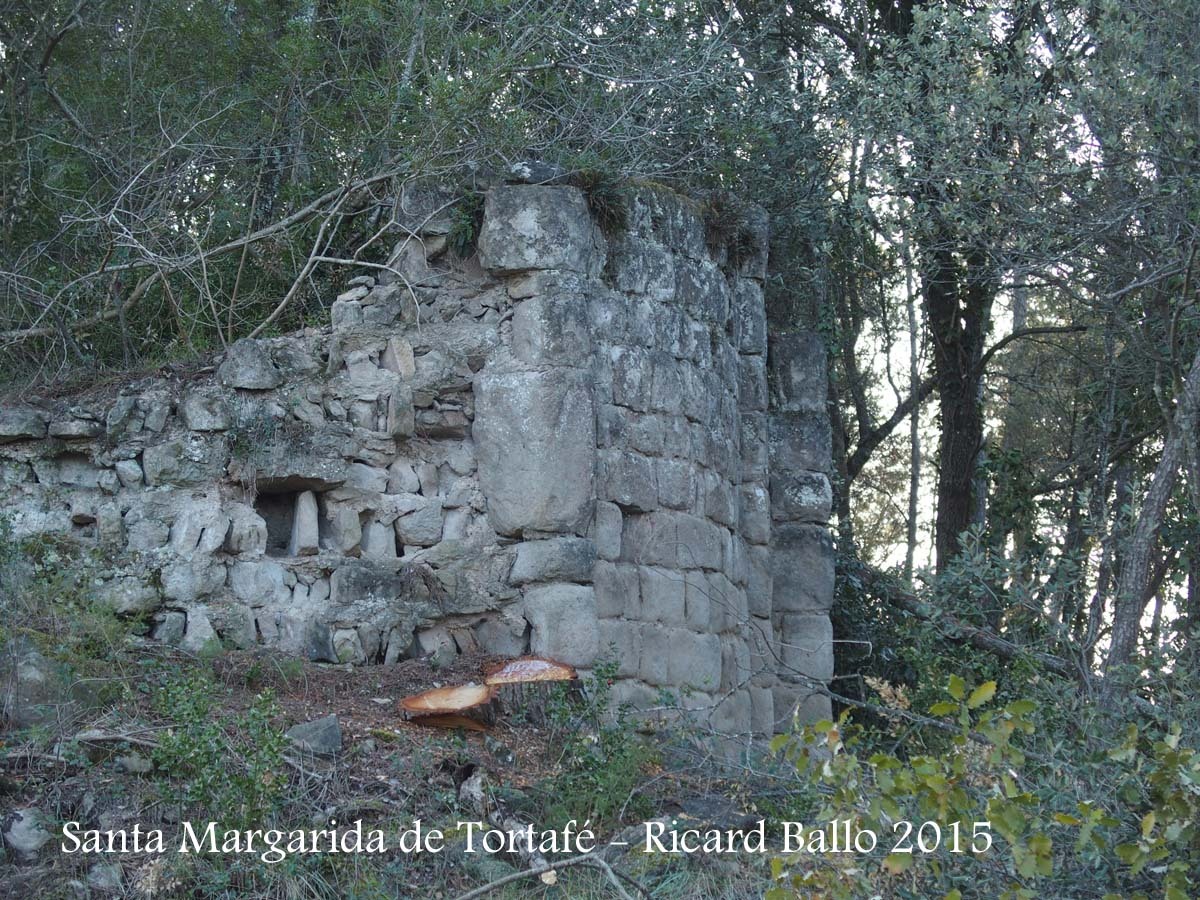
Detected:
[1105,343,1200,682]
[925,250,993,571]
[905,241,921,582]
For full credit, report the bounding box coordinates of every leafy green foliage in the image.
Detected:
[571,168,630,235]
[535,657,658,833]
[151,671,288,831]
[446,193,486,258]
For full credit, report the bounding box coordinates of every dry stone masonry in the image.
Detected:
[0,176,833,737]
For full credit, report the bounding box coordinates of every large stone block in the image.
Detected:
[591,501,623,561]
[288,490,320,556]
[143,435,228,486]
[655,457,696,511]
[161,558,225,604]
[638,624,673,686]
[669,631,722,690]
[393,497,444,547]
[169,499,231,558]
[597,618,642,677]
[524,584,599,667]
[180,389,231,431]
[638,566,686,625]
[474,369,596,536]
[749,684,775,736]
[771,471,832,523]
[512,294,593,366]
[509,537,597,585]
[609,346,653,411]
[771,523,835,613]
[779,613,834,682]
[737,354,767,412]
[594,560,639,619]
[620,510,678,567]
[734,280,767,355]
[772,683,833,733]
[745,544,773,617]
[674,513,724,571]
[597,448,657,512]
[738,484,771,545]
[229,559,290,607]
[0,407,48,443]
[683,570,710,630]
[768,410,831,475]
[767,332,826,413]
[218,339,282,390]
[478,185,606,275]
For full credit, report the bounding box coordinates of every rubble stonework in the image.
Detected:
[0,179,833,736]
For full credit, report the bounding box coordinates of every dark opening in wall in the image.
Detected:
[254,491,298,557]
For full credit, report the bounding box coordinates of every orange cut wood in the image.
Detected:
[483,656,577,685]
[399,683,494,716]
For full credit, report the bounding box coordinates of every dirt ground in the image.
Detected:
[1,647,775,899]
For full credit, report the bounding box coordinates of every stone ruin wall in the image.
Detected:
[0,179,834,738]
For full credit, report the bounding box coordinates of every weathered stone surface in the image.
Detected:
[655,457,695,510]
[153,611,186,645]
[161,558,225,604]
[474,369,595,536]
[523,584,598,666]
[771,523,835,614]
[639,566,686,625]
[674,513,724,571]
[181,606,220,653]
[779,613,834,682]
[360,519,397,559]
[0,407,48,443]
[218,338,283,389]
[745,544,772,618]
[594,560,639,619]
[142,435,227,486]
[738,484,771,545]
[170,499,230,557]
[771,470,832,523]
[2,808,52,857]
[512,294,592,366]
[768,411,831,475]
[598,449,656,511]
[0,184,834,738]
[509,537,596,585]
[591,501,622,562]
[620,510,680,567]
[638,624,672,685]
[668,631,722,690]
[286,714,342,756]
[478,185,606,275]
[229,559,290,606]
[98,575,161,616]
[49,416,102,439]
[288,490,320,556]
[595,618,641,678]
[180,389,231,431]
[734,280,767,355]
[114,458,143,488]
[225,504,268,555]
[387,459,421,493]
[768,331,826,413]
[393,497,444,547]
[4,641,67,727]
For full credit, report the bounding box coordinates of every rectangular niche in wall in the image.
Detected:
[253,489,320,557]
[255,491,297,557]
